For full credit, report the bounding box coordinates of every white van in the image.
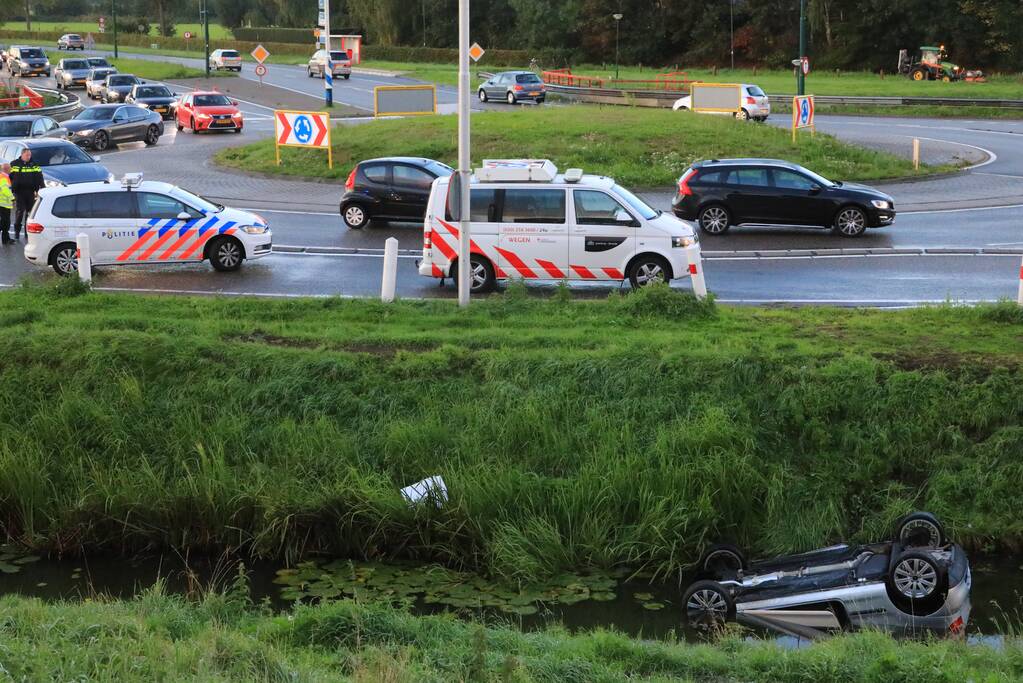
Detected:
[418,160,701,293]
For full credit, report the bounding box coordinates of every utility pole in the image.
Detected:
[24,0,31,31]
[797,0,807,95]
[612,13,623,80]
[201,0,209,77]
[456,0,471,307]
[729,0,734,70]
[112,0,119,59]
[422,0,427,46]
[322,0,333,107]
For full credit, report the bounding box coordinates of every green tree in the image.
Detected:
[216,0,251,29]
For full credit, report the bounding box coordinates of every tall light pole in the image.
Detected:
[200,0,209,77]
[112,0,119,59]
[729,0,734,69]
[612,13,623,80]
[797,0,807,95]
[24,0,31,31]
[322,0,333,107]
[456,0,471,307]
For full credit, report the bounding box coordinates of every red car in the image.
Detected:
[175,91,243,134]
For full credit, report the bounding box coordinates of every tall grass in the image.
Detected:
[0,286,1022,579]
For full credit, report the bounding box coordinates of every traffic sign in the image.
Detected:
[275,110,333,168]
[251,44,270,64]
[791,95,815,142]
[184,31,193,39]
[469,43,485,62]
[254,63,268,77]
[801,57,810,76]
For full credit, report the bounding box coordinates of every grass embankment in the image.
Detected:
[215,105,939,185]
[106,57,226,81]
[2,590,1020,682]
[1,286,1023,579]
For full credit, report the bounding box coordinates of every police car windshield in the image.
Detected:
[24,144,94,166]
[612,185,659,220]
[108,75,137,85]
[193,94,232,107]
[75,108,116,121]
[0,120,31,137]
[171,187,223,214]
[136,86,172,97]
[64,60,89,69]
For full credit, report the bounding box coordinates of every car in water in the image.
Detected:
[340,157,453,229]
[209,49,243,72]
[0,115,67,142]
[672,83,770,122]
[683,512,971,637]
[8,46,50,77]
[100,73,142,103]
[175,91,244,134]
[85,67,119,99]
[0,138,112,187]
[307,49,352,80]
[672,158,895,238]
[54,57,93,89]
[57,34,86,50]
[477,71,546,104]
[126,83,179,120]
[63,104,164,151]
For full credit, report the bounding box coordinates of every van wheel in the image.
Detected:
[50,243,79,276]
[452,255,497,293]
[208,237,244,272]
[342,204,369,229]
[628,254,671,288]
[698,205,731,234]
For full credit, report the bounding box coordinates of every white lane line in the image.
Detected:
[904,134,997,170]
[901,202,1023,215]
[973,171,1023,179]
[242,207,338,216]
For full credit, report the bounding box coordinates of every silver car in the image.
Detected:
[477,71,546,105]
[0,115,68,142]
[54,57,93,89]
[8,46,50,77]
[307,49,351,80]
[684,512,971,637]
[85,68,119,100]
[57,34,86,51]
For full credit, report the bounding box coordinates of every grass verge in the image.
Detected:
[1,589,1020,682]
[215,104,943,185]
[17,20,234,40]
[1,286,1022,579]
[107,56,230,81]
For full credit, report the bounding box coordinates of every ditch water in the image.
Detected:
[1,551,1020,644]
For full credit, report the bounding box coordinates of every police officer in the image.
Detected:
[0,162,13,245]
[9,148,44,241]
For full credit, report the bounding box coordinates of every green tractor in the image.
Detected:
[897,45,985,82]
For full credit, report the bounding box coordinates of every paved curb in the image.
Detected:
[352,67,402,78]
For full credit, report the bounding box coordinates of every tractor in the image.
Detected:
[897,45,985,82]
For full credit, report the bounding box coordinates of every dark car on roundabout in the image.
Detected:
[0,138,112,187]
[340,157,453,229]
[683,512,971,637]
[63,104,164,151]
[672,158,896,238]
[126,84,179,120]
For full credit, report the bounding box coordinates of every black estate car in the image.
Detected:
[63,104,164,151]
[672,159,895,237]
[340,157,453,229]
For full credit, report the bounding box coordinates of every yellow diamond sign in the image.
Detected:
[251,44,270,64]
[469,43,485,62]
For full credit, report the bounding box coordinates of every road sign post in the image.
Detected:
[251,45,270,86]
[319,0,333,107]
[791,95,815,143]
[274,110,333,169]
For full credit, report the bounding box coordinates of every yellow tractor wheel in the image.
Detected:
[912,70,925,81]
[941,75,951,82]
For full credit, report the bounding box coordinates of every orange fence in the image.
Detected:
[0,84,45,110]
[541,68,693,91]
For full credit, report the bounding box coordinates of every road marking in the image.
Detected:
[242,207,337,217]
[901,202,1023,215]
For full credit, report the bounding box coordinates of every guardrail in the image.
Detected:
[0,87,82,121]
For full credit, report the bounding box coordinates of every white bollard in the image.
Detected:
[1017,255,1023,307]
[76,232,92,284]
[913,138,920,170]
[686,247,708,300]
[381,236,398,303]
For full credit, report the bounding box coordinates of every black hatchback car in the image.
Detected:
[672,159,895,237]
[340,157,453,229]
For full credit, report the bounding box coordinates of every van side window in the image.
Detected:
[573,190,632,225]
[52,195,78,218]
[445,188,499,222]
[502,189,565,224]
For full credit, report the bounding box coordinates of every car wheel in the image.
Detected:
[176,119,183,131]
[307,68,314,78]
[191,117,199,134]
[887,551,949,615]
[895,512,946,549]
[698,205,731,235]
[465,255,496,293]
[49,243,79,276]
[342,204,370,230]
[683,580,735,625]
[911,68,926,81]
[628,254,671,288]
[208,237,244,272]
[506,92,516,105]
[144,125,160,146]
[736,108,750,121]
[833,206,867,237]
[92,130,110,151]
[343,74,350,79]
[478,89,488,102]
[699,543,748,578]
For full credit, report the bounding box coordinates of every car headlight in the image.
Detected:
[871,200,892,209]
[197,113,212,120]
[44,179,64,188]
[671,235,699,248]
[240,224,269,235]
[107,173,116,182]
[76,129,95,136]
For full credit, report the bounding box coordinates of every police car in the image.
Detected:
[419,160,701,292]
[25,173,272,276]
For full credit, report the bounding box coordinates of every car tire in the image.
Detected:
[833,206,867,237]
[307,68,314,78]
[478,89,488,102]
[506,92,516,105]
[343,74,350,79]
[628,254,671,288]
[176,120,183,131]
[459,254,496,293]
[191,117,199,134]
[143,125,160,146]
[895,512,946,549]
[49,243,79,276]
[208,236,245,272]
[683,580,735,625]
[886,550,949,616]
[736,108,750,121]
[698,204,731,235]
[342,204,370,230]
[699,543,748,578]
[92,130,110,151]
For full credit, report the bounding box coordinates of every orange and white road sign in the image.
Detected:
[274,110,333,168]
[250,44,270,64]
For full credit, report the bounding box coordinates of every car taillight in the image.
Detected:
[27,222,44,233]
[345,168,357,190]
[514,85,524,91]
[424,231,432,248]
[746,96,756,105]
[677,169,698,196]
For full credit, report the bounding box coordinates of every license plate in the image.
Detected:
[529,91,540,96]
[153,107,166,112]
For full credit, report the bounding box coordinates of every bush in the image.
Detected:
[120,18,151,36]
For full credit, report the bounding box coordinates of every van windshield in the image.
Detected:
[612,185,658,220]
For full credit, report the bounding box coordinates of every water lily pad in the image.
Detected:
[499,604,539,615]
[590,591,617,601]
[642,601,666,610]
[633,592,655,601]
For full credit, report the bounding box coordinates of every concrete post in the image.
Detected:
[76,232,92,284]
[687,247,707,300]
[381,237,398,303]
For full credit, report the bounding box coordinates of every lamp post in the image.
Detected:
[612,13,623,80]
[729,0,734,69]
[200,0,209,77]
[456,0,471,307]
[797,0,807,95]
[111,0,119,59]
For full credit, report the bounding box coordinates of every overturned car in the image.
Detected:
[684,512,970,636]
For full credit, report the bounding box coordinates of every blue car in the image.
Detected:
[0,138,112,187]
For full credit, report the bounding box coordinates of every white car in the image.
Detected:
[209,49,242,72]
[25,174,271,276]
[673,83,770,122]
[418,159,701,293]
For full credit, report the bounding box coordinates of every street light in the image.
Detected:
[797,0,807,95]
[111,0,119,59]
[729,0,734,70]
[612,13,623,80]
[200,0,209,77]
[456,0,471,307]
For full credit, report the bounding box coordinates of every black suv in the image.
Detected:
[672,159,895,237]
[340,157,453,229]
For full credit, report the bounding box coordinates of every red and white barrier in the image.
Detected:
[687,248,708,300]
[1017,255,1023,307]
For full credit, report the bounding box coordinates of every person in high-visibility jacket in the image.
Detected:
[0,163,13,245]
[9,149,44,241]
